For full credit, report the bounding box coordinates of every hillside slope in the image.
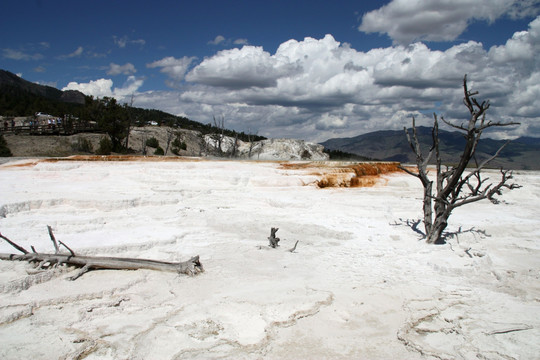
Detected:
[322,127,540,170]
[0,69,85,104]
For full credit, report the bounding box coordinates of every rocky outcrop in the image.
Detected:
[60,90,85,104]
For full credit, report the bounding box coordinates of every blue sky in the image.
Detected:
[1,0,539,141]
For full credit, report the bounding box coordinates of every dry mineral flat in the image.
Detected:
[0,158,538,359]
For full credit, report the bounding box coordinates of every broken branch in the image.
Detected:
[0,227,203,279]
[0,232,29,254]
[47,225,60,254]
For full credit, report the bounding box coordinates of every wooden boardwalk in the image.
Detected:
[1,122,99,136]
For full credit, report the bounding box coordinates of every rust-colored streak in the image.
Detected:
[280,161,403,188]
[1,155,202,168]
[2,157,403,189]
[48,155,201,162]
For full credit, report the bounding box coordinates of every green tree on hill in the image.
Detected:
[0,135,13,157]
[85,97,130,153]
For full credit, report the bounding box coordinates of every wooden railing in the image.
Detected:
[1,122,99,136]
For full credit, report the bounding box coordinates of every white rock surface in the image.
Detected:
[205,135,329,160]
[0,159,538,359]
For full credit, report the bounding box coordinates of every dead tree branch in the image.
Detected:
[485,324,532,335]
[0,232,29,254]
[47,225,59,253]
[288,240,299,253]
[0,227,203,279]
[401,75,521,244]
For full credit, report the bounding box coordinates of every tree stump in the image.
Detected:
[268,227,280,248]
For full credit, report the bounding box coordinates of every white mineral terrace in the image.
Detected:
[0,158,538,359]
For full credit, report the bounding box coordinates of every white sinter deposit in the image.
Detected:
[204,135,329,160]
[0,158,538,359]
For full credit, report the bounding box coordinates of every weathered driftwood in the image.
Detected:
[268,227,280,248]
[0,228,203,280]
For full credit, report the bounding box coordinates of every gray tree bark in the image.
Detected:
[400,75,521,244]
[0,228,203,280]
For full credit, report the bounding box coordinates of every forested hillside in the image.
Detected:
[0,69,265,154]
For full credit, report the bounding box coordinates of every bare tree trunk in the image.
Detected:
[165,128,175,155]
[123,94,135,150]
[230,133,239,158]
[213,115,225,154]
[0,252,203,279]
[140,129,148,155]
[0,228,203,280]
[401,75,521,244]
[247,129,258,159]
[268,227,280,248]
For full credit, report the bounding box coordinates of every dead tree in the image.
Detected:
[400,75,521,244]
[247,129,258,158]
[212,115,226,153]
[165,128,175,155]
[230,132,239,158]
[0,227,203,280]
[268,227,280,248]
[123,94,135,150]
[140,128,149,155]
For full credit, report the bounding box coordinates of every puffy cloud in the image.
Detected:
[315,113,348,130]
[371,41,486,89]
[358,0,534,45]
[107,62,137,76]
[63,78,114,98]
[186,45,301,89]
[489,16,540,63]
[147,56,197,86]
[113,76,144,97]
[137,17,540,142]
[506,0,540,19]
[62,76,144,101]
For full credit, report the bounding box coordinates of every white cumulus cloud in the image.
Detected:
[358,0,537,45]
[63,78,114,98]
[62,76,144,101]
[135,16,540,142]
[147,56,197,87]
[186,45,301,89]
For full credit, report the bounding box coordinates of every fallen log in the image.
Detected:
[0,228,203,280]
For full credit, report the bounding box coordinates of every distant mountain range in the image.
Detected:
[322,127,540,170]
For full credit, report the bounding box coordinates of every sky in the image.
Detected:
[1,0,539,142]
